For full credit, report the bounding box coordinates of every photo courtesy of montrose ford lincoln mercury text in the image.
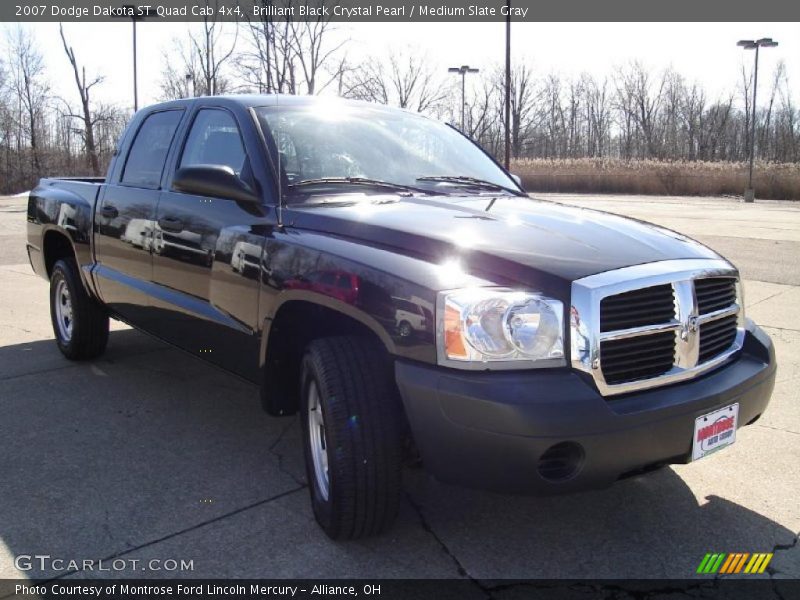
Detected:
[25,95,776,539]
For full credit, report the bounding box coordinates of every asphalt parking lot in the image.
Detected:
[0,192,798,583]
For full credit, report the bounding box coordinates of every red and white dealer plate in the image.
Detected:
[692,403,739,461]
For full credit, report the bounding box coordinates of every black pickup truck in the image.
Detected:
[27,95,776,539]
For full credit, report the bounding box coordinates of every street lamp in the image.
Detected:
[737,37,779,202]
[448,65,480,131]
[120,4,157,112]
[504,1,511,170]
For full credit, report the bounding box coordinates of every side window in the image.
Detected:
[180,109,246,174]
[121,110,183,188]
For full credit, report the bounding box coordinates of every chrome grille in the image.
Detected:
[600,284,675,332]
[601,331,676,384]
[699,314,738,363]
[570,259,746,396]
[696,277,737,315]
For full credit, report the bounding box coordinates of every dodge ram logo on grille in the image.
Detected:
[570,264,743,396]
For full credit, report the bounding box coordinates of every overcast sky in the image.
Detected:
[10,21,800,111]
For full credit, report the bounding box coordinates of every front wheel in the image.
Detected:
[398,320,413,338]
[50,258,109,360]
[300,336,402,539]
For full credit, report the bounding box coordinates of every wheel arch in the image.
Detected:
[259,293,397,417]
[43,229,77,277]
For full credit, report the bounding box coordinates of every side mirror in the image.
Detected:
[510,173,523,187]
[173,165,260,204]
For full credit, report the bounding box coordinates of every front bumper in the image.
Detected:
[395,321,776,495]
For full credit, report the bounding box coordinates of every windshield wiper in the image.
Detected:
[288,177,434,195]
[416,175,522,195]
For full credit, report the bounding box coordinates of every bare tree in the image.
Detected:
[289,9,347,95]
[7,26,49,175]
[774,66,798,162]
[240,9,299,94]
[159,41,204,100]
[507,64,534,158]
[59,24,103,175]
[615,62,667,158]
[191,13,238,96]
[739,64,753,161]
[585,75,611,157]
[342,48,448,114]
[680,83,705,160]
[159,18,237,100]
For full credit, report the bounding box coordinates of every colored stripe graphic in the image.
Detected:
[697,554,712,574]
[758,553,773,573]
[699,552,773,575]
[712,553,727,573]
[745,554,757,573]
[734,553,750,573]
[703,554,719,573]
[704,553,726,573]
[720,554,736,574]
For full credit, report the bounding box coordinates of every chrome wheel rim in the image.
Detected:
[54,279,73,342]
[307,381,330,501]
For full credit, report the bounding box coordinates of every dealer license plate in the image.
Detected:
[692,403,739,461]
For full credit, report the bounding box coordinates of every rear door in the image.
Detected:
[150,105,275,381]
[93,109,184,322]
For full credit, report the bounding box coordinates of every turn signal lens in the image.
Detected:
[444,304,468,359]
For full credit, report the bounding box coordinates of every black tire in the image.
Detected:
[50,258,109,360]
[300,336,402,539]
[398,320,413,338]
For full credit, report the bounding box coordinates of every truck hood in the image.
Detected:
[288,194,722,283]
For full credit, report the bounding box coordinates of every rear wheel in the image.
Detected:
[50,258,109,360]
[300,336,402,539]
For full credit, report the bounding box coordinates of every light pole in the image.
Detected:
[737,37,778,202]
[504,0,511,170]
[120,5,156,112]
[448,65,480,131]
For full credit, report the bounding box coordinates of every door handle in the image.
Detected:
[158,216,184,233]
[100,205,118,219]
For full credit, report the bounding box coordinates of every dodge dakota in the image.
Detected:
[26,95,776,539]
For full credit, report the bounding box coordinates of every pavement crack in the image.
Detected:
[766,531,799,584]
[267,419,307,487]
[0,346,172,383]
[404,492,491,598]
[762,325,800,334]
[755,424,800,436]
[0,362,76,382]
[33,485,307,583]
[4,324,35,334]
[748,288,792,309]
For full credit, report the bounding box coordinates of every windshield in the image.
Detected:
[254,104,520,198]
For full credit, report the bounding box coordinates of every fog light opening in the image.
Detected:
[537,441,585,482]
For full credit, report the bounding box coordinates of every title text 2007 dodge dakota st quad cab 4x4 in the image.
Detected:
[27,96,776,539]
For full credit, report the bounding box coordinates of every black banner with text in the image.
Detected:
[4,0,800,22]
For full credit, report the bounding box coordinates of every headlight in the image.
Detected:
[437,288,565,369]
